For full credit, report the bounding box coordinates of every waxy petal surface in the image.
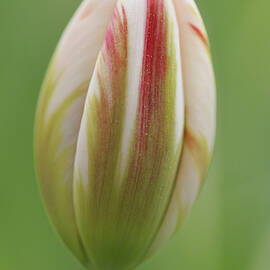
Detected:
[148,0,216,255]
[73,0,184,268]
[35,0,117,265]
[35,0,216,268]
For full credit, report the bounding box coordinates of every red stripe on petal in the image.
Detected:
[136,0,167,160]
[189,23,209,48]
[88,4,128,209]
[122,0,170,216]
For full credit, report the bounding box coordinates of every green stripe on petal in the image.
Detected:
[148,0,216,256]
[34,0,117,265]
[35,60,89,264]
[73,0,184,269]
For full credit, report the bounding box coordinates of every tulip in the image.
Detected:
[34,0,216,269]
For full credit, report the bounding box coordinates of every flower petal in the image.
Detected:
[73,0,184,268]
[147,0,216,256]
[35,0,117,264]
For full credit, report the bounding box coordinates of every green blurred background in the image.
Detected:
[1,0,270,269]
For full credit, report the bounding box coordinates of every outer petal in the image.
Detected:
[73,0,184,269]
[34,0,117,265]
[147,0,216,255]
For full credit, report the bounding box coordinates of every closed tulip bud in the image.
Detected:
[35,0,216,269]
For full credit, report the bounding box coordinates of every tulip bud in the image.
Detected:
[35,0,215,269]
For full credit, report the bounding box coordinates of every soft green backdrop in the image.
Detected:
[1,0,270,269]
